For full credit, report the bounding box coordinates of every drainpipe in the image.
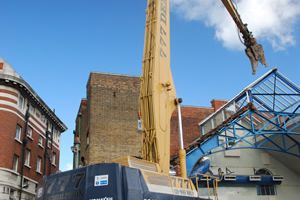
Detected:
[19,104,30,200]
[73,135,80,169]
[48,125,54,174]
[72,130,76,169]
[43,123,50,175]
[72,112,81,169]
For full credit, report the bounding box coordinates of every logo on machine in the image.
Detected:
[94,175,109,187]
[89,197,113,200]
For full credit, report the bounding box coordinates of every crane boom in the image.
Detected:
[221,0,251,39]
[140,0,176,175]
[221,0,268,74]
[139,0,269,176]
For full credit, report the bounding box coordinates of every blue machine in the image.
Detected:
[37,163,208,200]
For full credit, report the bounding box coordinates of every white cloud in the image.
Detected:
[171,0,300,50]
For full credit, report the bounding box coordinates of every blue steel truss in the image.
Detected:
[185,69,300,176]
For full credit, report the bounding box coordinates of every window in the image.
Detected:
[52,153,56,166]
[38,136,44,147]
[36,157,42,173]
[36,110,41,119]
[48,123,52,132]
[41,115,46,124]
[25,150,31,167]
[257,185,277,196]
[2,186,9,194]
[29,104,35,113]
[12,155,19,171]
[22,178,29,189]
[47,140,51,148]
[53,130,57,143]
[18,95,25,110]
[10,189,16,198]
[27,126,33,138]
[15,125,22,141]
[53,129,60,144]
[256,168,277,196]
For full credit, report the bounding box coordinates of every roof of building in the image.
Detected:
[0,58,67,132]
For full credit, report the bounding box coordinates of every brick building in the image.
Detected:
[73,73,141,167]
[170,105,215,158]
[0,59,67,200]
[73,72,225,169]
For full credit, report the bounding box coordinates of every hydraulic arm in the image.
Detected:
[221,0,268,74]
[140,0,269,176]
[139,0,177,175]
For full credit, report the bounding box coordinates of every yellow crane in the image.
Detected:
[139,0,267,178]
[139,0,178,175]
[37,1,266,199]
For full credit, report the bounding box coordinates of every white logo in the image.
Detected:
[94,175,109,187]
[89,198,113,200]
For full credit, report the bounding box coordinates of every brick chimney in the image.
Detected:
[211,99,227,111]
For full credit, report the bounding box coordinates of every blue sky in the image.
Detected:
[1,0,299,171]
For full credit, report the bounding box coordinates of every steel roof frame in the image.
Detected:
[186,69,300,177]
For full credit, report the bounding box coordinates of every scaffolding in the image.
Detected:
[186,69,300,176]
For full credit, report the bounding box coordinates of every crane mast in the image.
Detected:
[140,0,176,175]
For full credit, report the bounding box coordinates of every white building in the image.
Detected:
[186,69,300,200]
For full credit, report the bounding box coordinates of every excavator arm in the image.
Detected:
[139,0,268,176]
[140,0,177,175]
[221,0,268,74]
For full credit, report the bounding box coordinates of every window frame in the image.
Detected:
[47,140,51,148]
[12,155,19,172]
[257,185,277,196]
[26,126,33,139]
[15,124,22,142]
[36,157,42,174]
[24,149,31,167]
[18,94,25,110]
[255,168,277,196]
[38,136,44,148]
[29,104,35,114]
[52,152,56,166]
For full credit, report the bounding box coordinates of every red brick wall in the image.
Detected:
[211,99,227,111]
[170,106,214,157]
[0,109,60,182]
[0,111,21,169]
[0,89,60,185]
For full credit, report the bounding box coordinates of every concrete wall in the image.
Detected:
[0,168,36,200]
[205,149,300,200]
